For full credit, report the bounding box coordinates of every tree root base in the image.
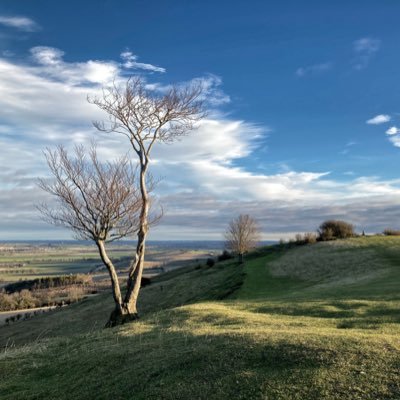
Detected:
[105,309,139,328]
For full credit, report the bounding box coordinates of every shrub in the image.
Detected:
[303,232,317,244]
[14,289,38,309]
[294,232,317,245]
[206,258,215,267]
[0,290,16,311]
[66,286,85,303]
[295,233,303,244]
[318,220,354,241]
[383,228,400,236]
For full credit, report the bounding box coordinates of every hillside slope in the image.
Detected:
[0,260,243,347]
[1,237,399,399]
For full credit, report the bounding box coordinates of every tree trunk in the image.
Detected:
[238,253,244,264]
[105,304,139,327]
[112,160,149,326]
[96,240,128,327]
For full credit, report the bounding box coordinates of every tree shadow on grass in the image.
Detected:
[251,299,400,323]
[251,302,357,319]
[337,305,400,330]
[2,307,400,400]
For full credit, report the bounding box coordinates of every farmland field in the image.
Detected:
[0,240,222,287]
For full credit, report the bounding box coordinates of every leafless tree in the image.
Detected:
[225,214,261,263]
[38,144,149,326]
[89,77,205,325]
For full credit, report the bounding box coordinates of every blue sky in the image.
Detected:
[1,0,400,240]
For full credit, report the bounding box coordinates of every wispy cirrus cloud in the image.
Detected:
[366,114,391,125]
[120,50,165,73]
[0,15,40,31]
[352,37,381,70]
[143,73,230,106]
[190,74,230,105]
[295,62,332,77]
[339,141,357,155]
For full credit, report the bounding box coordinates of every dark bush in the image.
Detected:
[318,220,354,241]
[206,258,215,267]
[383,228,400,236]
[217,250,233,262]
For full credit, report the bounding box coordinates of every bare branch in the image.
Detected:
[88,76,206,154]
[38,145,143,243]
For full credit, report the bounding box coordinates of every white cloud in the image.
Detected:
[0,15,39,31]
[352,37,381,70]
[190,74,230,105]
[389,136,400,147]
[144,73,230,106]
[29,46,119,85]
[120,50,165,73]
[296,62,332,77]
[386,126,399,135]
[366,114,391,125]
[1,47,400,239]
[31,46,64,65]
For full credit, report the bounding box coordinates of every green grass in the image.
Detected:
[0,236,399,399]
[0,260,243,347]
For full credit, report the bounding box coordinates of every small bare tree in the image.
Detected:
[38,145,148,326]
[89,77,205,325]
[225,214,261,263]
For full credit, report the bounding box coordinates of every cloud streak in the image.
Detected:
[296,62,332,77]
[366,114,391,125]
[0,15,40,31]
[120,50,166,73]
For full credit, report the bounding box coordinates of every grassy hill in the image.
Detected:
[1,236,399,399]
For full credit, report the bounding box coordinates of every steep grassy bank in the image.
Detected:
[1,236,399,399]
[0,258,243,347]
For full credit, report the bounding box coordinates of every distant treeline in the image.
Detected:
[4,274,93,294]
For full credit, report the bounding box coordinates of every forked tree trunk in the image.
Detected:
[106,162,149,327]
[96,240,123,315]
[238,252,244,264]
